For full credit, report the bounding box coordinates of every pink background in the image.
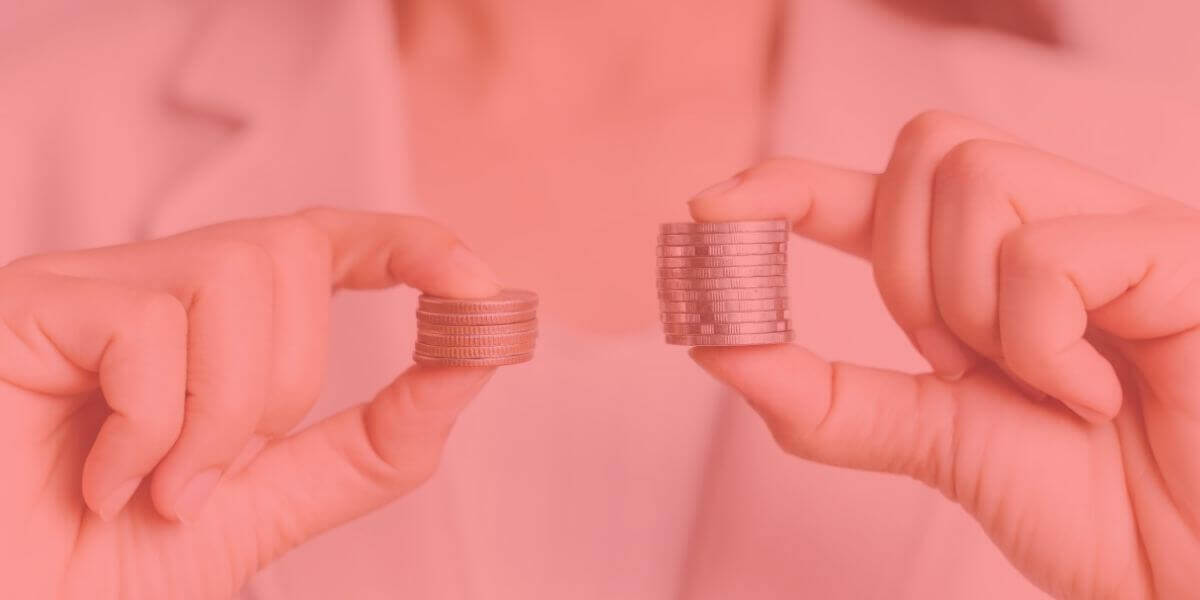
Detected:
[4,0,1200,598]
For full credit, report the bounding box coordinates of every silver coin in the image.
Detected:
[656,243,787,257]
[664,330,795,346]
[656,254,787,268]
[661,320,792,334]
[657,231,789,246]
[657,287,789,301]
[660,309,790,324]
[659,298,790,313]
[656,264,786,279]
[658,220,788,234]
[656,275,787,290]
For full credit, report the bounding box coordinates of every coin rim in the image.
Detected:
[656,253,787,268]
[658,298,790,313]
[659,309,791,324]
[661,320,792,334]
[415,309,538,325]
[656,287,789,300]
[413,341,537,358]
[656,275,787,290]
[658,220,788,234]
[664,331,796,346]
[412,353,534,367]
[416,320,539,335]
[657,232,789,246]
[656,243,788,257]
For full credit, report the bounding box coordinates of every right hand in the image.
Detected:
[0,208,503,599]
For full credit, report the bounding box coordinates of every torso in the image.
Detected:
[400,0,780,332]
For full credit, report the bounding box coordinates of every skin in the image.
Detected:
[0,209,503,599]
[688,111,1200,599]
[6,4,1198,600]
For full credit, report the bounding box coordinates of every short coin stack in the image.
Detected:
[413,289,538,366]
[657,220,794,346]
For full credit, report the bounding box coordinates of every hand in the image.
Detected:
[687,112,1200,599]
[0,208,503,599]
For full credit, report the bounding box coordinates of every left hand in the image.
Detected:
[686,111,1200,600]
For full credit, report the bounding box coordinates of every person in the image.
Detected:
[2,1,1198,598]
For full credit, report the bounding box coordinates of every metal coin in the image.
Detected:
[656,243,787,257]
[413,342,536,359]
[656,264,786,279]
[657,287,789,301]
[658,231,788,246]
[661,321,792,334]
[413,353,534,367]
[656,275,786,290]
[660,310,790,324]
[659,220,788,234]
[664,331,795,346]
[416,320,539,335]
[656,254,786,268]
[418,289,538,314]
[659,298,789,313]
[417,331,538,347]
[416,309,537,325]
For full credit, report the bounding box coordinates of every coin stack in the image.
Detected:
[413,289,538,366]
[657,220,794,346]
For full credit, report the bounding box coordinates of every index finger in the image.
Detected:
[687,158,879,259]
[294,207,502,298]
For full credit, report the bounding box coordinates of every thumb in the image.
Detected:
[222,364,495,560]
[689,344,961,488]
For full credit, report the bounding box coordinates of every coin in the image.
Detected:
[418,289,538,314]
[413,353,534,367]
[656,253,787,268]
[658,231,789,246]
[656,264,786,279]
[657,287,789,301]
[656,275,787,290]
[659,298,790,313]
[414,342,536,359]
[416,309,537,325]
[664,331,795,346]
[417,331,538,347]
[416,320,539,335]
[659,220,788,234]
[656,243,786,257]
[661,320,792,334]
[660,310,790,324]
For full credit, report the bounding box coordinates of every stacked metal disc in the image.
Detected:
[413,289,538,366]
[657,220,794,346]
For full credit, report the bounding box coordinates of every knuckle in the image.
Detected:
[935,140,1001,187]
[931,140,1007,211]
[130,291,189,341]
[198,239,275,289]
[896,110,963,151]
[263,214,332,265]
[998,225,1056,277]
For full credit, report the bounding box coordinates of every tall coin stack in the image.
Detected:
[657,220,794,346]
[413,289,539,366]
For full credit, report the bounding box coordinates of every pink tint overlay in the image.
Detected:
[2,1,1199,599]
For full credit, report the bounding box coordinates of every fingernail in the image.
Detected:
[690,174,744,204]
[912,327,972,381]
[444,246,501,295]
[174,468,222,522]
[97,478,141,521]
